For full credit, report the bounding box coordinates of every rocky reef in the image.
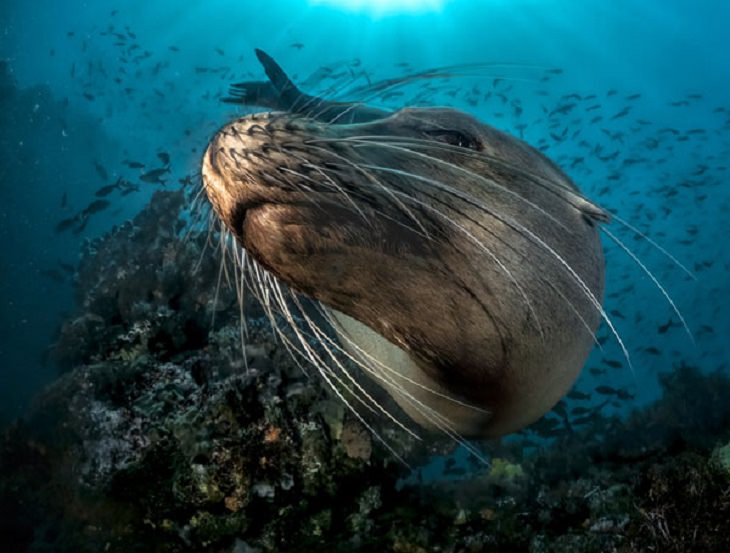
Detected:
[2,191,730,552]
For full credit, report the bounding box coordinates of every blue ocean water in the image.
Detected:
[1,1,729,551]
[2,0,727,423]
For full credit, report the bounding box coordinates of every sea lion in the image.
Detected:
[202,50,610,439]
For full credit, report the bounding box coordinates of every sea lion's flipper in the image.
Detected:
[222,81,282,109]
[254,48,306,108]
[223,49,390,124]
[223,49,320,114]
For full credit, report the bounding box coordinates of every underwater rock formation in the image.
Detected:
[2,191,730,552]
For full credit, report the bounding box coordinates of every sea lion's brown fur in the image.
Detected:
[202,107,605,438]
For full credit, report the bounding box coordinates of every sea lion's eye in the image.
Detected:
[423,129,482,151]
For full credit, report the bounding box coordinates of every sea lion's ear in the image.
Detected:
[577,198,611,225]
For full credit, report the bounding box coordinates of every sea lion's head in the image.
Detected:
[202,106,607,438]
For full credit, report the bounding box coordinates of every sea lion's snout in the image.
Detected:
[202,117,284,239]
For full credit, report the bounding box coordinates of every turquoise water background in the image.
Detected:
[0,0,727,423]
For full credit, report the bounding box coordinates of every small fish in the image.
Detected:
[40,269,65,283]
[290,43,304,50]
[566,390,591,401]
[157,151,170,165]
[595,385,617,396]
[657,319,678,334]
[551,401,568,418]
[124,160,145,169]
[572,414,597,426]
[55,215,81,233]
[95,178,122,197]
[120,182,140,196]
[615,389,634,401]
[93,160,108,181]
[604,359,623,369]
[94,185,117,197]
[57,260,75,274]
[140,167,170,183]
[82,199,110,216]
[214,47,225,56]
[610,107,631,119]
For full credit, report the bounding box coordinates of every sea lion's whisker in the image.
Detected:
[310,138,571,232]
[192,210,216,274]
[606,211,696,280]
[304,299,489,463]
[316,305,491,415]
[183,187,209,243]
[324,101,370,126]
[183,199,211,245]
[257,260,484,462]
[304,144,432,239]
[304,157,554,343]
[264,278,414,465]
[326,64,543,124]
[285,161,435,244]
[544,277,603,350]
[252,260,278,334]
[318,161,546,341]
[210,229,231,331]
[189,179,208,213]
[362,164,631,367]
[280,157,371,224]
[285,291,421,437]
[235,249,250,373]
[379,383,489,464]
[256,259,368,391]
[248,262,315,380]
[220,228,239,291]
[324,135,609,222]
[340,61,544,99]
[273,272,488,463]
[602,226,694,343]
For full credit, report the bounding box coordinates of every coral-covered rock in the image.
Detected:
[2,191,730,552]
